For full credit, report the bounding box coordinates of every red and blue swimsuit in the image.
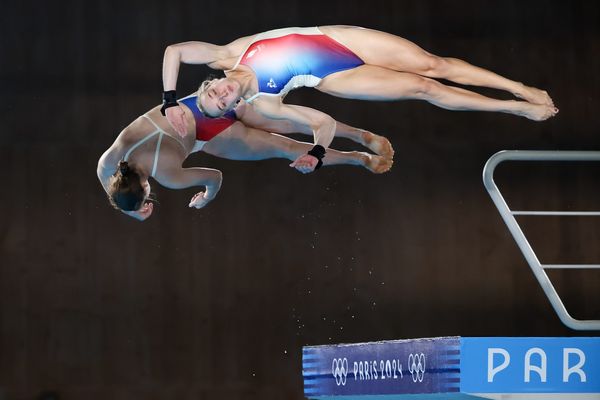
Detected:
[179,95,237,149]
[234,27,364,102]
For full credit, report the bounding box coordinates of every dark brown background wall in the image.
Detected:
[1,1,599,399]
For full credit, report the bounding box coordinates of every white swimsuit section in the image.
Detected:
[123,115,178,178]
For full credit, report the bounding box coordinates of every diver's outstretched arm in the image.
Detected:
[236,102,394,159]
[201,124,392,174]
[159,166,223,209]
[249,98,336,148]
[162,42,229,91]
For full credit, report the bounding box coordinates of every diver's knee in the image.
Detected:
[421,55,449,76]
[411,76,438,98]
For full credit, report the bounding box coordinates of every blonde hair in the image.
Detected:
[196,78,220,117]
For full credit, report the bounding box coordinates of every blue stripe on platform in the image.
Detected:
[303,355,317,360]
[303,365,319,370]
[303,375,324,381]
[441,377,461,383]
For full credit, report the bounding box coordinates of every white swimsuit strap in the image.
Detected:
[123,114,170,178]
[141,115,167,178]
[123,129,159,162]
[141,113,187,153]
[141,114,166,132]
[151,132,163,178]
[245,93,261,104]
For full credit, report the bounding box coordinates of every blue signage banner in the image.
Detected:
[460,337,600,393]
[303,337,461,397]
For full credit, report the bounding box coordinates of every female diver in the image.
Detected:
[161,26,558,172]
[97,93,393,221]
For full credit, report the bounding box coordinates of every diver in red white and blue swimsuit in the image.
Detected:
[226,27,365,172]
[162,25,556,173]
[231,27,364,103]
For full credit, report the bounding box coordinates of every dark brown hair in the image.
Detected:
[107,161,146,211]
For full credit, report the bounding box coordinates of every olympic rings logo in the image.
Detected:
[408,353,426,382]
[331,358,349,386]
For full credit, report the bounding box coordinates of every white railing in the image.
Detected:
[483,150,600,331]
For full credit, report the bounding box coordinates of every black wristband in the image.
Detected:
[307,144,326,170]
[160,90,178,116]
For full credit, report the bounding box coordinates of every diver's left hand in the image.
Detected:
[290,154,318,174]
[165,105,189,137]
[124,202,154,221]
[189,191,212,209]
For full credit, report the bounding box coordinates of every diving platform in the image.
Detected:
[303,336,600,399]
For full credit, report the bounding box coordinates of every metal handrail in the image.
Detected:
[512,211,600,216]
[483,150,600,331]
[543,264,600,269]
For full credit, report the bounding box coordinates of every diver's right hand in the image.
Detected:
[189,192,212,209]
[165,105,189,137]
[124,202,154,221]
[290,153,319,174]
